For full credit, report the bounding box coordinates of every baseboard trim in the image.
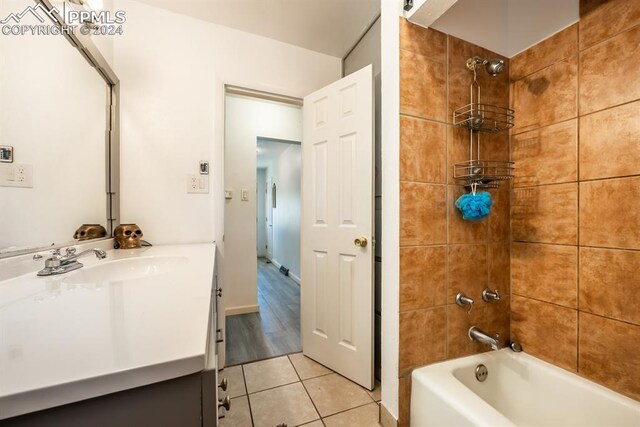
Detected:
[270,259,282,269]
[269,258,300,284]
[380,403,398,427]
[289,271,301,284]
[225,305,260,316]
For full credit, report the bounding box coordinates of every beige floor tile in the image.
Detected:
[323,403,381,427]
[304,374,374,417]
[220,365,246,398]
[289,353,333,380]
[365,380,381,402]
[300,421,324,427]
[243,356,299,393]
[218,396,252,427]
[249,382,320,427]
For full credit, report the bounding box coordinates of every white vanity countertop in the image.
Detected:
[0,242,216,420]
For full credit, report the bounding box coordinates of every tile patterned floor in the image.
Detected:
[219,353,382,427]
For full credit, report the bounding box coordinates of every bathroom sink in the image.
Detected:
[62,256,188,284]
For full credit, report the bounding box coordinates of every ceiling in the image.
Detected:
[428,0,579,57]
[133,0,380,58]
[257,139,299,169]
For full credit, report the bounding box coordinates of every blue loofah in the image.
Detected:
[455,191,493,221]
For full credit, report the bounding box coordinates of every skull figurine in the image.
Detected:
[114,224,143,249]
[73,224,107,241]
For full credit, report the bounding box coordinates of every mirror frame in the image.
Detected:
[0,0,120,258]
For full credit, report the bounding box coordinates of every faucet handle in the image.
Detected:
[65,247,77,256]
[482,288,500,302]
[455,292,474,314]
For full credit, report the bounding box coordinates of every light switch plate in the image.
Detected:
[0,163,33,188]
[241,189,249,201]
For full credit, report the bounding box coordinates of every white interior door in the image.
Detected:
[301,65,374,389]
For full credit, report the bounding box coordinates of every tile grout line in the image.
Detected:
[509,55,514,346]
[247,379,303,396]
[444,32,451,361]
[512,241,640,253]
[288,354,324,426]
[320,400,381,423]
[578,21,640,53]
[290,355,380,425]
[576,20,581,376]
[512,174,640,190]
[240,364,257,427]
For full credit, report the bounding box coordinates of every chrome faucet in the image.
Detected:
[37,247,107,277]
[469,326,501,350]
[482,288,501,302]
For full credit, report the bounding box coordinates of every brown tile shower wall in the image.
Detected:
[510,0,640,401]
[397,18,512,426]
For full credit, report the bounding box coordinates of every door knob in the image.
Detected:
[354,236,368,248]
[218,395,231,411]
[218,377,228,391]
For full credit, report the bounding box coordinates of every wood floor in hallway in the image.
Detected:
[225,258,301,366]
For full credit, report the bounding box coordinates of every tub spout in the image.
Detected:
[469,326,501,350]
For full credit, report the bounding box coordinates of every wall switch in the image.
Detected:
[241,189,249,201]
[0,163,33,188]
[187,174,208,194]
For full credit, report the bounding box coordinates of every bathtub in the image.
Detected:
[411,349,640,427]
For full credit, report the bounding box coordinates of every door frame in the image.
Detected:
[218,81,376,385]
[220,84,304,363]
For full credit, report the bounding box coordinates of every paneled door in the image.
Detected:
[301,65,374,389]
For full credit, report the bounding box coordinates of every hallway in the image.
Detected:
[226,259,301,366]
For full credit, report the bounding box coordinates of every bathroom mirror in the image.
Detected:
[0,0,119,257]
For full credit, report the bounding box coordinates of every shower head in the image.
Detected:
[466,57,505,76]
[484,59,505,76]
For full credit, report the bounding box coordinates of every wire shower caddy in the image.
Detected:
[453,58,514,189]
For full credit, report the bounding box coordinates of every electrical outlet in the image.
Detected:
[187,174,208,194]
[0,163,33,188]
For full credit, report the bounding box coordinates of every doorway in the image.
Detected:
[224,91,303,366]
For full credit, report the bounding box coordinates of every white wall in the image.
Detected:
[381,0,402,420]
[256,168,267,257]
[110,0,340,310]
[265,144,301,281]
[224,94,302,311]
[0,0,106,250]
[344,16,382,77]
